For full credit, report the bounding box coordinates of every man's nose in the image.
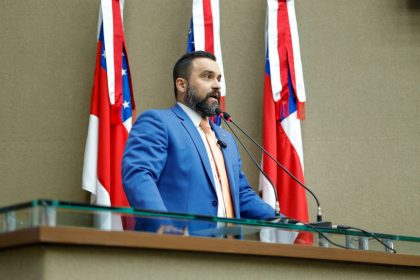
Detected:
[212,78,221,90]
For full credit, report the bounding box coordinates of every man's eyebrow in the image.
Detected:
[200,70,221,78]
[200,70,215,75]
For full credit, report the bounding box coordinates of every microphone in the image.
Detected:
[217,139,227,149]
[214,108,280,216]
[215,108,328,226]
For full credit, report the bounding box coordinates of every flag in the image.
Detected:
[187,0,226,125]
[260,0,311,244]
[82,0,135,227]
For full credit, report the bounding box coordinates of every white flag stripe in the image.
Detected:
[264,7,268,59]
[101,0,116,105]
[92,179,112,206]
[192,0,205,51]
[120,0,125,22]
[267,0,282,102]
[91,179,122,231]
[259,168,277,209]
[281,111,304,170]
[96,2,103,40]
[286,0,306,102]
[210,0,226,98]
[82,115,99,194]
[123,117,133,132]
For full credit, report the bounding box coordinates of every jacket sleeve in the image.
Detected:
[122,110,168,212]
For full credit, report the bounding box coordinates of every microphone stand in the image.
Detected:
[216,108,331,228]
[220,117,280,216]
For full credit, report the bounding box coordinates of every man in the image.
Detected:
[122,51,275,230]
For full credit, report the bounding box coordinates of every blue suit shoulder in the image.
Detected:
[135,107,173,121]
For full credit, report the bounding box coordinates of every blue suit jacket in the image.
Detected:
[122,104,275,224]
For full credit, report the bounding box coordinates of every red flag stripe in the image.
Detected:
[262,73,278,187]
[202,0,214,54]
[277,1,296,100]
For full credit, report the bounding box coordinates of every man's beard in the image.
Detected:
[184,86,219,117]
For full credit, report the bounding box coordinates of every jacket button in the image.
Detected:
[212,200,218,207]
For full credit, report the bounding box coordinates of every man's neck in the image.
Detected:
[177,102,207,126]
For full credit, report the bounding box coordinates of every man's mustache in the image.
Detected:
[205,91,220,101]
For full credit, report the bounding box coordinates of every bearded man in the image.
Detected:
[122,51,275,231]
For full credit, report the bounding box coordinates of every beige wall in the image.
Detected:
[2,245,420,280]
[0,0,419,238]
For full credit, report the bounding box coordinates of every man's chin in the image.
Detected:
[197,105,218,117]
[194,98,220,117]
[208,102,220,115]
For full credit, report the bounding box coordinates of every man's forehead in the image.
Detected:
[191,58,221,75]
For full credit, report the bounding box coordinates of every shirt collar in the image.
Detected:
[177,102,207,128]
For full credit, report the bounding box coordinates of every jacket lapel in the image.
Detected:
[171,105,216,190]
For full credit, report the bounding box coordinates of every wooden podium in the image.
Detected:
[1,200,419,279]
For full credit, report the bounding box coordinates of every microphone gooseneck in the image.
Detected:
[215,108,280,215]
[216,108,322,223]
[214,108,397,252]
[214,109,398,252]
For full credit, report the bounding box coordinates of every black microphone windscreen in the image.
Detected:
[215,107,222,116]
[222,112,231,120]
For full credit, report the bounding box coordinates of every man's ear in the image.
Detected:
[175,78,187,94]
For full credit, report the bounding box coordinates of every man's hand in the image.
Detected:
[157,225,189,236]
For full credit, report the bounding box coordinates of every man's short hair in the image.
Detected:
[173,51,217,98]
